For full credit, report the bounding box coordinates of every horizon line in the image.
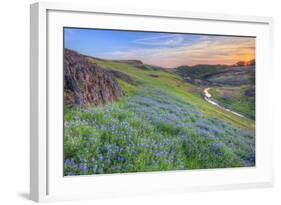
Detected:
[64,48,256,69]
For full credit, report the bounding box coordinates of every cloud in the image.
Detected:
[133,34,185,46]
[99,35,255,68]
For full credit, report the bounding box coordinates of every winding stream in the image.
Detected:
[203,88,245,118]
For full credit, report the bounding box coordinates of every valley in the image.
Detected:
[176,64,255,119]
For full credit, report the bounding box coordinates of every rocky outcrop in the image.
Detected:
[64,49,124,107]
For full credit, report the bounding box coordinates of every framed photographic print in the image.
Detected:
[30,2,274,202]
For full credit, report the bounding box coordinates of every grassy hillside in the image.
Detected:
[176,65,254,85]
[206,66,255,86]
[64,54,255,176]
[176,64,227,80]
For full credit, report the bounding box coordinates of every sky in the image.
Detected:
[64,28,255,68]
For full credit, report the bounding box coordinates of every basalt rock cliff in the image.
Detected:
[64,49,124,107]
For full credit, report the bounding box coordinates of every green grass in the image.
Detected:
[64,58,255,176]
[208,86,255,119]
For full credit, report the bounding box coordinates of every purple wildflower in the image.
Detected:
[93,164,97,173]
[80,164,88,173]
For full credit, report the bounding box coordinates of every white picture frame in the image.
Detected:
[30,1,274,202]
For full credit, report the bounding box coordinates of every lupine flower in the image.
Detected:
[65,159,71,166]
[93,164,97,173]
[118,156,125,162]
[80,164,88,173]
[111,125,116,132]
[98,155,104,162]
[155,152,160,157]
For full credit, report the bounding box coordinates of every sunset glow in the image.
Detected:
[64,28,255,68]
